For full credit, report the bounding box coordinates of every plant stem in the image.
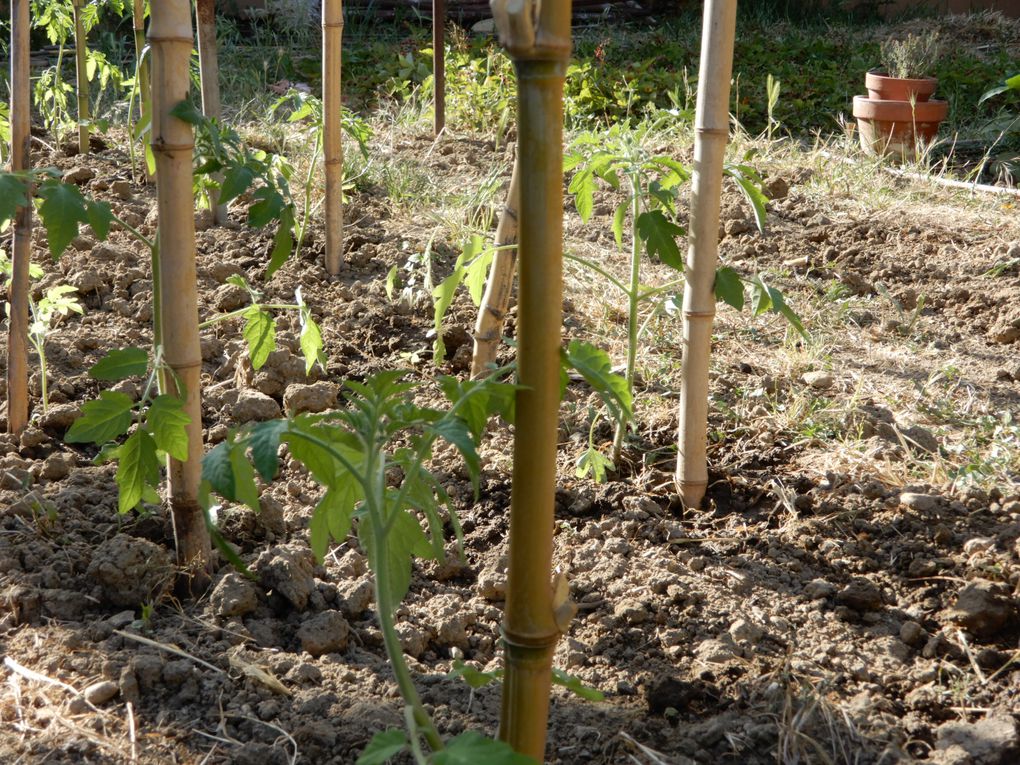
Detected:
[198,303,302,330]
[292,127,322,264]
[612,176,642,463]
[563,251,628,296]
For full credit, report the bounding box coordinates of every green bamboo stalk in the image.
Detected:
[7,0,31,435]
[494,0,573,759]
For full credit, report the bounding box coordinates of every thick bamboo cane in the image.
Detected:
[195,0,226,224]
[675,0,738,509]
[6,0,31,435]
[132,0,152,181]
[149,0,212,592]
[71,0,89,154]
[495,0,572,759]
[322,0,343,275]
[469,155,519,378]
[433,0,445,136]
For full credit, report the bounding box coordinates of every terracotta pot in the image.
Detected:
[852,95,948,160]
[865,69,938,103]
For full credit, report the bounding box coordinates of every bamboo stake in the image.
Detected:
[322,0,343,275]
[132,0,152,181]
[6,0,31,435]
[148,0,212,592]
[675,0,738,509]
[195,0,226,224]
[470,155,519,378]
[493,0,572,759]
[433,0,445,136]
[71,0,89,154]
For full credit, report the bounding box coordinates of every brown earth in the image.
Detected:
[0,131,1019,765]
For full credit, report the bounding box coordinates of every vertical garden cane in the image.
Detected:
[71,0,90,155]
[322,0,343,275]
[433,0,445,136]
[492,0,572,759]
[149,0,213,591]
[470,155,519,378]
[675,0,738,508]
[195,0,226,224]
[133,0,152,182]
[6,0,31,436]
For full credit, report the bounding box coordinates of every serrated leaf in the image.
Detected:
[169,100,205,125]
[562,340,633,423]
[65,391,135,443]
[612,201,627,248]
[230,442,260,511]
[298,312,324,375]
[265,208,294,279]
[85,199,113,240]
[0,174,29,226]
[310,483,359,561]
[248,187,286,228]
[147,395,190,461]
[88,347,149,380]
[552,667,606,701]
[448,659,502,689]
[434,731,538,765]
[356,729,408,765]
[575,444,614,483]
[714,266,745,310]
[749,278,772,316]
[431,416,480,492]
[37,181,89,259]
[115,430,160,514]
[359,509,430,612]
[465,246,496,306]
[242,306,275,370]
[203,440,237,501]
[636,210,685,271]
[248,419,288,482]
[725,164,768,233]
[568,166,596,223]
[218,164,255,206]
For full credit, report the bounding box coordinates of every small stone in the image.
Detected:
[935,716,1019,764]
[214,283,249,312]
[209,571,259,618]
[688,556,708,572]
[728,619,763,645]
[803,578,836,600]
[253,544,316,611]
[83,680,119,706]
[119,666,140,705]
[64,167,95,184]
[87,534,174,608]
[337,578,374,617]
[899,620,925,647]
[396,622,426,658]
[231,389,282,423]
[19,427,48,449]
[111,180,133,200]
[296,610,350,657]
[38,403,82,434]
[695,638,737,664]
[283,382,339,416]
[646,677,698,715]
[835,578,883,612]
[802,371,834,390]
[948,580,1016,638]
[900,492,938,511]
[962,537,995,556]
[613,598,648,624]
[40,453,74,481]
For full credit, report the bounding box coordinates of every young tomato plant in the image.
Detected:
[200,370,533,763]
[29,285,83,414]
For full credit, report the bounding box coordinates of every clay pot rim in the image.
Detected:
[865,68,938,88]
[852,95,948,122]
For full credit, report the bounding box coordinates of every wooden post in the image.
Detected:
[71,0,90,154]
[675,0,739,508]
[6,0,31,435]
[493,0,572,759]
[148,0,212,591]
[322,0,344,275]
[195,0,227,223]
[433,0,445,136]
[470,155,519,378]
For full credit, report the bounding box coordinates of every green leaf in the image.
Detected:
[575,444,614,483]
[37,181,89,259]
[88,347,149,380]
[115,430,160,514]
[147,395,190,462]
[85,199,113,241]
[0,174,29,226]
[265,208,294,279]
[749,278,772,316]
[248,187,286,228]
[611,201,627,248]
[552,667,606,701]
[359,509,430,612]
[242,306,276,370]
[568,166,596,223]
[169,100,206,125]
[203,441,236,501]
[218,164,255,205]
[562,340,633,423]
[714,266,745,310]
[65,391,135,443]
[448,659,502,689]
[768,285,809,340]
[298,304,325,375]
[465,245,496,306]
[636,210,685,271]
[248,419,288,482]
[431,417,480,491]
[230,442,260,511]
[434,731,538,765]
[356,729,408,765]
[310,483,359,561]
[725,164,768,233]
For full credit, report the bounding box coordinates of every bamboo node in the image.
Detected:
[150,141,195,154]
[683,309,716,319]
[323,158,343,167]
[321,22,344,28]
[146,36,194,44]
[694,126,730,137]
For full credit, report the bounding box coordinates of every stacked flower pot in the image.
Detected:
[853,69,948,161]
